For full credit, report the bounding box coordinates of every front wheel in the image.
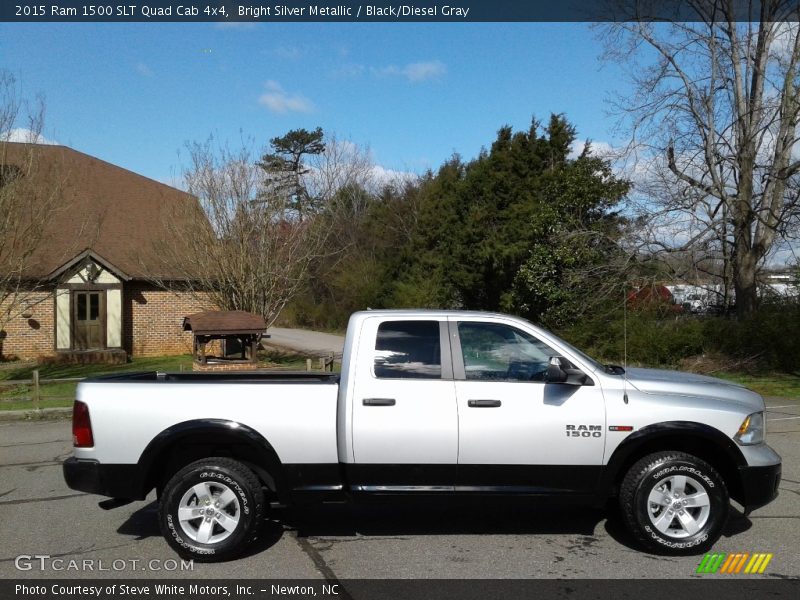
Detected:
[159,457,264,562]
[619,451,729,554]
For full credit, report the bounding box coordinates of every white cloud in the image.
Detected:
[1,128,57,145]
[135,62,154,77]
[373,60,446,83]
[568,140,615,160]
[298,137,418,198]
[369,164,417,188]
[258,80,314,114]
[401,61,447,82]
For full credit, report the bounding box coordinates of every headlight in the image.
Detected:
[735,411,765,445]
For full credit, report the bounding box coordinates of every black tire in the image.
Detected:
[619,451,728,555]
[159,457,264,562]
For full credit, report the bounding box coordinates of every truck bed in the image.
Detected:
[75,371,341,466]
[86,371,340,384]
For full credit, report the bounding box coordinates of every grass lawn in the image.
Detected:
[0,350,313,411]
[715,372,800,399]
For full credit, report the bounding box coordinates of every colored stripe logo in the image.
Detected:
[696,553,773,574]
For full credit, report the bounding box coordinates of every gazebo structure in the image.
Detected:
[182,311,267,371]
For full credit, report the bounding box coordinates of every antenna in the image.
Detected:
[623,284,629,404]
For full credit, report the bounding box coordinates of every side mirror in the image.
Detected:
[545,357,569,383]
[545,356,591,386]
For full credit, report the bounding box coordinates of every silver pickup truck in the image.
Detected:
[63,310,781,561]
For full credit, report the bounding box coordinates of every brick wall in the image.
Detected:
[123,282,213,357]
[0,289,55,360]
[1,283,214,360]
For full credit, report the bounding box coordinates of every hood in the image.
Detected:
[624,367,764,413]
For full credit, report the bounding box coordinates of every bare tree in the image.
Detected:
[0,72,62,339]
[602,0,800,317]
[152,134,375,327]
[306,133,381,251]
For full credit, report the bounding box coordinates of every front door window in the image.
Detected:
[457,321,557,381]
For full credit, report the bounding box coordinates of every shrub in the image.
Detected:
[557,298,800,372]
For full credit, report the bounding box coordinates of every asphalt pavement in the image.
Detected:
[0,399,798,581]
[265,328,345,358]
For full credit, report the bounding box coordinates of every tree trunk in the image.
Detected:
[733,246,758,319]
[732,152,758,320]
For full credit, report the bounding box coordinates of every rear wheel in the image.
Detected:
[159,457,264,562]
[619,451,728,554]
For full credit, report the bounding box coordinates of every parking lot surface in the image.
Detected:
[1,399,798,581]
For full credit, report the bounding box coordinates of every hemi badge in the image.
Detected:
[609,425,634,432]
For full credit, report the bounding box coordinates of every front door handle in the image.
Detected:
[363,397,396,406]
[467,399,502,408]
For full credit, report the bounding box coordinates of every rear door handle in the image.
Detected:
[467,399,502,408]
[363,397,396,406]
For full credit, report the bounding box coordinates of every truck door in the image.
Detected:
[451,318,605,494]
[349,318,458,491]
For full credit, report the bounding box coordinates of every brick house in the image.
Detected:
[0,143,208,361]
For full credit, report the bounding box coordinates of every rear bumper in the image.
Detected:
[736,462,781,513]
[63,457,145,500]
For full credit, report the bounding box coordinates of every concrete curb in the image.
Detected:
[0,407,72,422]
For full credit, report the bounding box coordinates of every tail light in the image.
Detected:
[72,401,94,447]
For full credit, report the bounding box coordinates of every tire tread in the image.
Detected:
[619,451,727,554]
[160,456,265,562]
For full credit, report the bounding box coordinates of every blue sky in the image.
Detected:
[0,22,628,184]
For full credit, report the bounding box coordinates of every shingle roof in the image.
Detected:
[1,142,200,280]
[182,311,267,335]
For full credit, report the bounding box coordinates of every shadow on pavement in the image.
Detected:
[603,502,753,553]
[116,501,160,540]
[115,496,754,558]
[282,496,608,539]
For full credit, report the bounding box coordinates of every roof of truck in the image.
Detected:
[350,310,539,326]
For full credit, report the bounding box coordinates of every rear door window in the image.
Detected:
[374,321,442,379]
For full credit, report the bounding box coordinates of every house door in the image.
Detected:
[73,291,104,349]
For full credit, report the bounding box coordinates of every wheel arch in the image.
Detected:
[599,421,746,503]
[135,419,287,501]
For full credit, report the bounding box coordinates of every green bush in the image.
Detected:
[559,308,706,368]
[558,299,800,372]
[705,301,800,372]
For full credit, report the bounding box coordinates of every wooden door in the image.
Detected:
[73,291,104,349]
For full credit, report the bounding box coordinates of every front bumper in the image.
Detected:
[737,462,781,513]
[63,457,145,500]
